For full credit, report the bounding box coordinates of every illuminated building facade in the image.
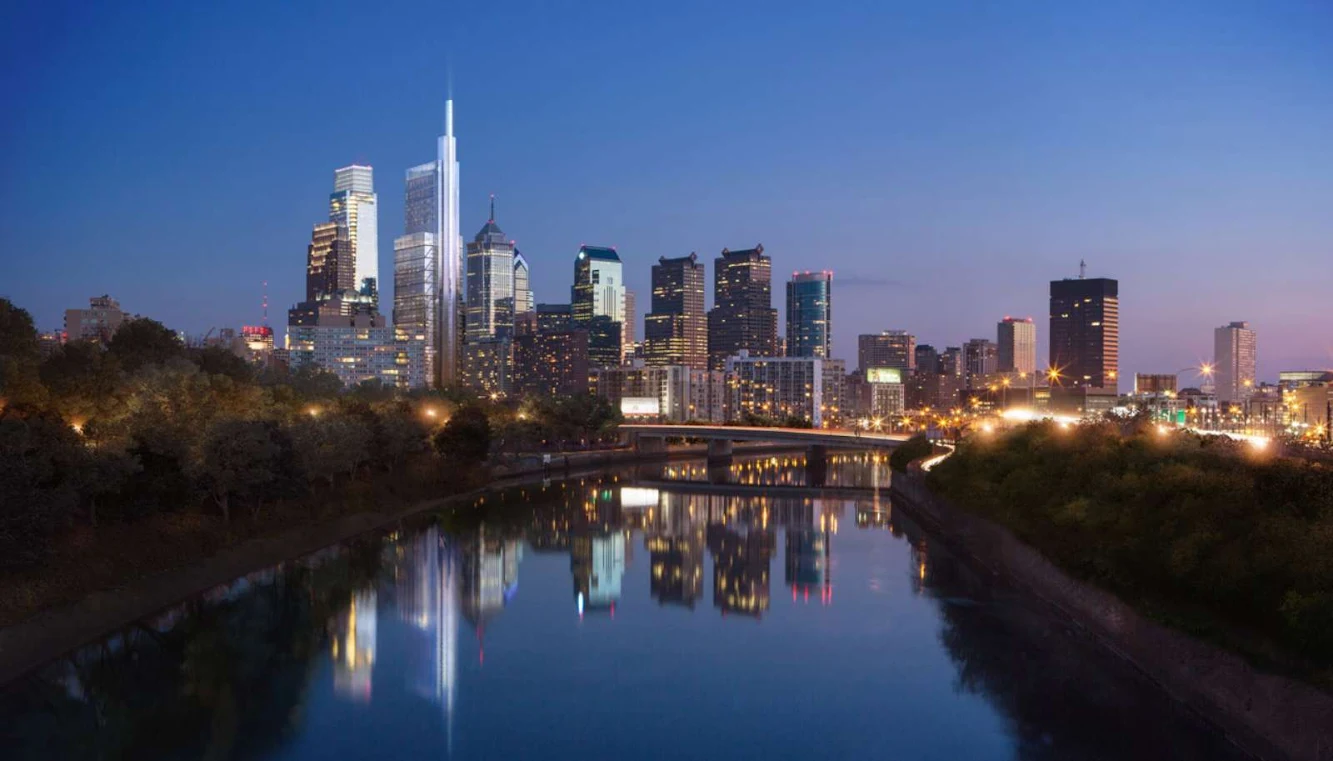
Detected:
[1134,373,1178,395]
[707,245,778,370]
[724,351,825,427]
[513,253,533,316]
[393,231,438,383]
[963,338,998,388]
[785,271,832,358]
[593,363,726,422]
[997,317,1036,375]
[512,324,590,397]
[645,253,707,370]
[857,330,915,373]
[461,338,512,397]
[1214,321,1256,403]
[329,165,379,302]
[1049,276,1119,390]
[304,222,354,301]
[64,295,127,343]
[465,200,516,342]
[572,245,624,324]
[288,320,427,389]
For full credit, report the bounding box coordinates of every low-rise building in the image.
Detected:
[724,351,824,427]
[65,295,128,344]
[288,316,427,389]
[593,362,726,422]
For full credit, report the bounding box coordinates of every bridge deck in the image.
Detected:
[619,424,908,449]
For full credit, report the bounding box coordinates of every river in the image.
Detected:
[1,451,1249,760]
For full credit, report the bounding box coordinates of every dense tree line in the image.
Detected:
[0,299,621,572]
[927,420,1333,671]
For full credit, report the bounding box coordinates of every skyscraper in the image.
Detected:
[707,245,778,370]
[304,222,354,301]
[622,289,636,360]
[1049,276,1119,389]
[329,165,379,302]
[513,253,533,316]
[914,344,940,375]
[962,338,998,387]
[464,197,515,341]
[857,330,915,372]
[416,101,464,386]
[571,245,625,325]
[996,317,1036,375]
[1214,321,1257,403]
[645,253,706,369]
[785,271,832,358]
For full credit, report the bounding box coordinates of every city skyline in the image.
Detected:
[4,2,1332,379]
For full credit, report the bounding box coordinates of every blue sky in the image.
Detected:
[3,0,1331,379]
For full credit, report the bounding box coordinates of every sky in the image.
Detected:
[3,0,1331,382]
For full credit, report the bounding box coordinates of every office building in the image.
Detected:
[724,351,825,427]
[622,289,635,360]
[288,319,426,389]
[707,245,778,370]
[857,330,915,373]
[534,303,574,333]
[402,100,462,387]
[914,345,939,375]
[645,253,706,369]
[512,322,590,397]
[963,338,998,388]
[997,317,1036,375]
[593,363,726,422]
[329,165,379,302]
[572,245,624,325]
[465,199,516,342]
[939,346,963,377]
[1214,321,1257,404]
[1049,276,1119,389]
[905,372,963,411]
[64,295,127,343]
[513,253,533,316]
[1278,370,1333,390]
[304,222,355,301]
[393,232,438,383]
[461,338,512,397]
[1134,373,1178,396]
[821,358,847,426]
[785,271,832,358]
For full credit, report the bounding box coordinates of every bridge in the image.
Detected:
[620,424,908,459]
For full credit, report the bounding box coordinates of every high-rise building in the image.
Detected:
[406,101,463,387]
[645,253,706,369]
[914,344,939,375]
[939,346,963,377]
[464,198,516,342]
[1049,276,1119,389]
[572,245,624,325]
[997,317,1036,375]
[461,338,512,397]
[725,351,826,427]
[288,318,426,389]
[593,363,726,422]
[1134,373,1178,395]
[64,295,127,344]
[512,320,590,397]
[622,289,636,361]
[1214,321,1257,403]
[707,245,778,370]
[857,330,915,373]
[905,372,964,411]
[785,271,832,358]
[393,232,438,383]
[534,303,574,332]
[513,253,533,316]
[963,338,998,388]
[304,222,355,301]
[821,358,847,427]
[329,165,379,302]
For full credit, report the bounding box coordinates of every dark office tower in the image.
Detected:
[939,347,963,377]
[962,338,998,388]
[914,344,940,375]
[786,271,832,358]
[645,253,707,369]
[857,330,915,372]
[1049,276,1119,389]
[534,303,574,333]
[707,245,778,369]
[306,222,354,301]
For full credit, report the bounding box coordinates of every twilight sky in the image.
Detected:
[3,0,1331,381]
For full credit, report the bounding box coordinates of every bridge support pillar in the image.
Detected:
[807,444,828,488]
[635,435,667,457]
[706,439,733,461]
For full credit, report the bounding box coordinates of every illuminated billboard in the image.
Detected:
[866,367,902,384]
[621,397,661,416]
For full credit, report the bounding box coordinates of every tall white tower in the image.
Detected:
[437,100,462,386]
[330,165,379,301]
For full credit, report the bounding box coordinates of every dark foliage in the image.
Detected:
[433,405,492,465]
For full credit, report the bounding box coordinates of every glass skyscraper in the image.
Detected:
[329,165,378,303]
[645,253,707,370]
[785,271,832,359]
[707,245,777,370]
[465,199,516,341]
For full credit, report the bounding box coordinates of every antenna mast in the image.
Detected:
[262,281,269,326]
[1079,259,1086,279]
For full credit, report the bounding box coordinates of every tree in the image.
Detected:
[108,318,184,372]
[288,365,344,399]
[0,409,86,569]
[890,434,933,472]
[0,298,40,361]
[189,345,254,382]
[198,420,283,522]
[371,410,428,471]
[290,414,371,486]
[433,405,491,465]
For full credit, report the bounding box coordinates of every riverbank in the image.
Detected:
[891,467,1333,761]
[0,442,785,687]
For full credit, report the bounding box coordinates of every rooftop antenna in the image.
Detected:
[489,193,495,223]
[1079,259,1086,279]
[262,281,269,326]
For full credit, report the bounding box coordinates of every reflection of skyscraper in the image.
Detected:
[707,524,774,618]
[784,529,829,588]
[392,527,459,742]
[572,533,626,613]
[459,527,522,632]
[331,588,377,701]
[645,493,704,608]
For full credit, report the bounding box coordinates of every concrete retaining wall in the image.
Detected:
[891,470,1333,761]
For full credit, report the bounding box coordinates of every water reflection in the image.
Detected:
[1,452,1248,761]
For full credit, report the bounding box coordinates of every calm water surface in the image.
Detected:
[2,452,1248,760]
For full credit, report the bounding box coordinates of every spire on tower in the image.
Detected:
[1079,259,1086,279]
[489,193,495,223]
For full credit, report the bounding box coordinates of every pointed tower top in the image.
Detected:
[446,99,454,137]
[489,193,495,223]
[1079,259,1087,279]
